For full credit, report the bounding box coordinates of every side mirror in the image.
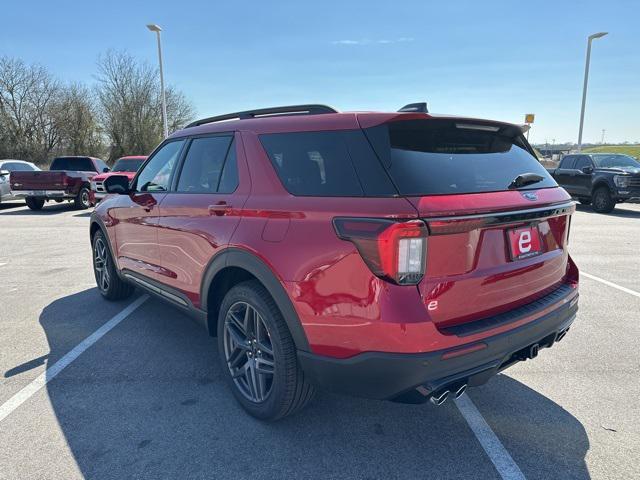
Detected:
[0,169,9,177]
[104,175,130,195]
[103,167,110,173]
[581,166,593,174]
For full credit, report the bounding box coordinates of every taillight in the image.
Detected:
[333,218,428,285]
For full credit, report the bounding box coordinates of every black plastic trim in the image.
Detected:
[187,104,338,128]
[297,294,578,400]
[440,283,575,337]
[200,248,311,351]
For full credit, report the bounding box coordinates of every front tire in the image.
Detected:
[92,230,134,300]
[25,197,45,210]
[74,186,91,209]
[217,280,315,421]
[592,187,615,213]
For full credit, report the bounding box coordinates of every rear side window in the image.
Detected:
[176,136,233,193]
[364,120,557,195]
[50,157,95,171]
[259,130,396,197]
[574,156,593,170]
[560,156,576,169]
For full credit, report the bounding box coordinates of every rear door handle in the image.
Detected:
[208,201,232,216]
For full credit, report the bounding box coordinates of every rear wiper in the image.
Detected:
[508,173,545,189]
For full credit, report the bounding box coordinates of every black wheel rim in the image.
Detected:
[223,301,275,403]
[93,238,110,292]
[595,191,607,210]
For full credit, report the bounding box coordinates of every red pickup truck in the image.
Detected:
[11,156,109,210]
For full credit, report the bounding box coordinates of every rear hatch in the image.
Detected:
[363,117,575,329]
[10,171,68,191]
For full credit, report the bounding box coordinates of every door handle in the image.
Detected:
[208,201,232,216]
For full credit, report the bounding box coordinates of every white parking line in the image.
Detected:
[455,394,526,480]
[0,295,148,423]
[582,272,640,299]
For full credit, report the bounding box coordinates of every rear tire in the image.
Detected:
[592,187,615,213]
[92,230,134,300]
[74,186,91,209]
[25,197,45,210]
[217,280,315,421]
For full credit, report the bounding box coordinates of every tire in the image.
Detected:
[25,197,45,210]
[217,280,315,421]
[579,198,591,205]
[592,186,615,213]
[92,230,134,300]
[74,186,91,209]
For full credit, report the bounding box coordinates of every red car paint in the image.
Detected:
[91,108,579,400]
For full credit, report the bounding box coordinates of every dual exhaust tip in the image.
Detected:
[429,383,467,406]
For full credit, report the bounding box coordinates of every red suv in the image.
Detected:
[90,104,579,420]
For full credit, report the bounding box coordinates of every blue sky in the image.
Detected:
[2,0,639,144]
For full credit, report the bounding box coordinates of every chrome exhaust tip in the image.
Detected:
[429,390,450,406]
[454,384,468,399]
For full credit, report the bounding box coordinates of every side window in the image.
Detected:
[176,136,233,193]
[574,156,592,170]
[94,159,109,172]
[218,139,238,193]
[560,156,575,169]
[136,140,185,192]
[259,131,364,196]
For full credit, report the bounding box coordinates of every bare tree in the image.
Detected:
[54,83,104,157]
[0,56,61,163]
[96,50,194,161]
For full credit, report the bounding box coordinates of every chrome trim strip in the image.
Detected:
[424,201,576,224]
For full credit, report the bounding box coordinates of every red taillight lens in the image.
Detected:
[333,218,428,285]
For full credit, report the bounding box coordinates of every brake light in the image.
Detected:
[333,218,428,285]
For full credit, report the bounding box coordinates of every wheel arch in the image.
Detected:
[201,248,310,352]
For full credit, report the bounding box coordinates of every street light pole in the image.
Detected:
[147,24,168,138]
[577,32,607,152]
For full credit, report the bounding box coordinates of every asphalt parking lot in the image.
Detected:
[0,200,638,480]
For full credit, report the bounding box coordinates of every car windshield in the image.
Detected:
[591,154,640,169]
[112,158,145,172]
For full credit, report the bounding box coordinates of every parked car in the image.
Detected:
[547,153,640,213]
[11,156,109,210]
[90,156,147,205]
[90,104,579,420]
[0,160,40,206]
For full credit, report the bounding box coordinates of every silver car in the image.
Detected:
[0,160,40,205]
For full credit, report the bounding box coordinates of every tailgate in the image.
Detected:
[11,171,67,190]
[413,190,575,328]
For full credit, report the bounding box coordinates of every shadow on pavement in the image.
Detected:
[0,202,79,215]
[28,288,590,479]
[575,203,640,219]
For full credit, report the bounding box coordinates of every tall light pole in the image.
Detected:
[147,24,168,138]
[577,31,608,152]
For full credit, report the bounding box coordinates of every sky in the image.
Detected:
[2,0,639,144]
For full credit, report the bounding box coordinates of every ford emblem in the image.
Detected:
[522,192,538,201]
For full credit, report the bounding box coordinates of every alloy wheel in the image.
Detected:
[223,301,275,403]
[93,238,110,292]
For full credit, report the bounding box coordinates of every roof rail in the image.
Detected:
[186,104,338,128]
[398,102,428,113]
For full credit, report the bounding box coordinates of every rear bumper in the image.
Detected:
[298,289,578,401]
[12,189,70,198]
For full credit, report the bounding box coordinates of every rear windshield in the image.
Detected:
[50,157,96,172]
[113,158,145,172]
[365,120,557,195]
